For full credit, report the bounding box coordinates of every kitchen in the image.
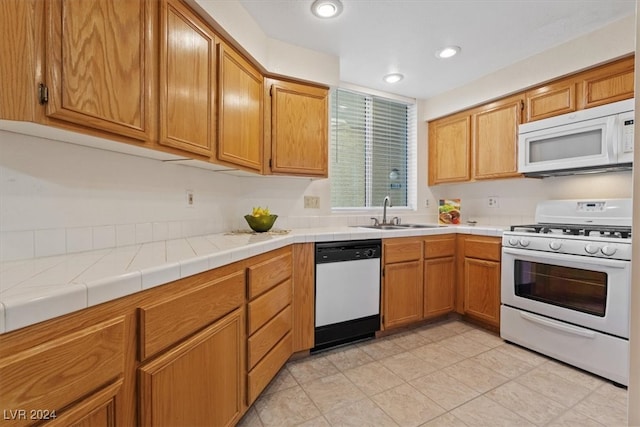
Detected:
[0,0,638,426]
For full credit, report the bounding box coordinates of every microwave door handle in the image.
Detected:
[502,247,629,269]
[606,115,617,160]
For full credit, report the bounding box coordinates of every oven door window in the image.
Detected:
[514,260,607,316]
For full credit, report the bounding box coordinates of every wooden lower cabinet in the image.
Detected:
[382,238,424,329]
[0,316,127,427]
[423,235,456,319]
[459,235,502,328]
[139,308,245,427]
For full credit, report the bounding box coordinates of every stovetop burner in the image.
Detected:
[510,223,632,239]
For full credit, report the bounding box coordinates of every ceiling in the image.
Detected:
[237,0,635,100]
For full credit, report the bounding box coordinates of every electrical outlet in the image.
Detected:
[304,196,320,209]
[186,190,194,207]
[487,196,499,208]
[425,199,430,208]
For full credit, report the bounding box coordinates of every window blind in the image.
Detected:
[330,88,416,209]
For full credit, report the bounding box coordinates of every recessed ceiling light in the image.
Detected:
[383,73,404,84]
[311,0,343,18]
[435,46,461,59]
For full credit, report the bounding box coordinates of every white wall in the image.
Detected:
[0,7,635,262]
[417,14,635,227]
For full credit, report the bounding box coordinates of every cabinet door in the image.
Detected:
[158,0,215,157]
[472,95,523,180]
[463,258,500,327]
[217,42,263,172]
[525,79,576,122]
[424,256,455,319]
[579,56,635,109]
[139,308,245,427]
[46,0,153,141]
[383,260,423,329]
[428,113,470,185]
[269,80,328,177]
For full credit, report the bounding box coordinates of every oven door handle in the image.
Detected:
[502,247,629,269]
[520,311,596,339]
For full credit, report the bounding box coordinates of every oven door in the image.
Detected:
[501,247,630,338]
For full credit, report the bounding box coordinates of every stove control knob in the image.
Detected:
[549,240,562,251]
[601,245,617,257]
[508,238,519,246]
[584,244,600,254]
[519,238,530,247]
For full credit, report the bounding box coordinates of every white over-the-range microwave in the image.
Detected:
[518,98,635,177]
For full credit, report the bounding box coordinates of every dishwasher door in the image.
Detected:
[315,258,380,327]
[314,240,381,351]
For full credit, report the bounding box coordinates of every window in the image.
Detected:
[330,88,416,209]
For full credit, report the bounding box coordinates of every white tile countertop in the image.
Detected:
[0,224,505,334]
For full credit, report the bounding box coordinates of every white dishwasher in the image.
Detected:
[313,239,381,352]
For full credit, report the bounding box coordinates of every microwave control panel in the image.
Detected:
[622,118,634,153]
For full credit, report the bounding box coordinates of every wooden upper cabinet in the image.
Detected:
[428,112,471,185]
[267,79,328,177]
[45,0,154,141]
[579,56,635,109]
[472,94,523,180]
[158,0,215,158]
[525,78,576,122]
[525,56,635,122]
[217,42,264,172]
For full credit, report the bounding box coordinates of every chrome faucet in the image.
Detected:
[382,195,391,224]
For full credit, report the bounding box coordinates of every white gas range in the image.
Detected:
[501,199,631,386]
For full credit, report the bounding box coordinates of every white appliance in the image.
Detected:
[518,99,634,176]
[314,240,381,352]
[501,199,631,385]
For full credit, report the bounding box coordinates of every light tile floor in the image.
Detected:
[238,319,628,427]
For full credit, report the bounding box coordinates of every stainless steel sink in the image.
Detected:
[356,223,443,230]
[394,224,444,228]
[358,224,404,230]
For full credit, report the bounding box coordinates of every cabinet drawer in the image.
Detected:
[248,305,292,369]
[248,251,292,299]
[0,317,125,426]
[248,279,292,335]
[424,236,456,259]
[384,239,422,263]
[247,332,292,405]
[139,270,245,360]
[464,236,501,261]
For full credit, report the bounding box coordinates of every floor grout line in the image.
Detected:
[242,319,627,427]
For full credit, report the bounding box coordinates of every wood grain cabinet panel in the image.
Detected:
[139,308,245,427]
[461,235,502,328]
[580,56,635,109]
[248,251,293,299]
[158,0,216,157]
[247,332,292,405]
[139,270,245,360]
[267,79,329,177]
[0,317,125,427]
[292,243,315,352]
[423,235,456,319]
[382,238,424,329]
[525,80,576,122]
[217,42,263,172]
[428,112,471,185]
[45,0,154,141]
[472,95,523,180]
[248,279,292,335]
